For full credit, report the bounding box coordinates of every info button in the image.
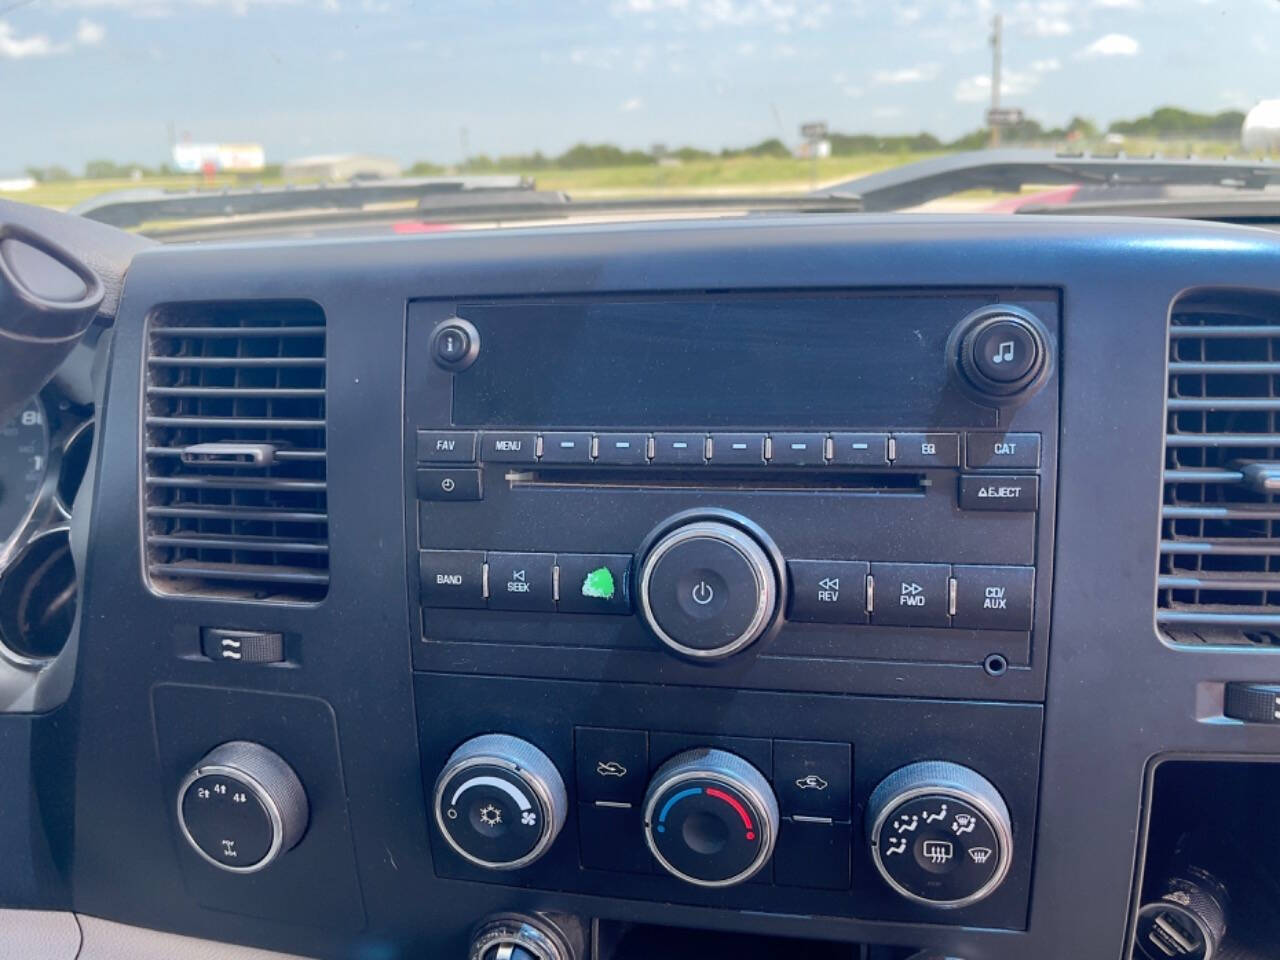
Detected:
[787,560,868,624]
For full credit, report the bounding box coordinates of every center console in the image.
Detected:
[404,289,1059,929]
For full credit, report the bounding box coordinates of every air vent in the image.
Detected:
[1159,291,1280,645]
[143,301,328,602]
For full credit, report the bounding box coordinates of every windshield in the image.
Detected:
[4,0,1279,233]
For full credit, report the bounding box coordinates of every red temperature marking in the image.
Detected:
[705,787,755,838]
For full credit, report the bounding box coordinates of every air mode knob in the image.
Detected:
[433,734,568,870]
[867,761,1013,908]
[643,748,780,887]
[177,741,309,874]
[637,512,783,660]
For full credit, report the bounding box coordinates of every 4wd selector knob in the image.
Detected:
[433,734,568,871]
[643,748,779,887]
[867,761,1013,908]
[637,515,781,659]
[177,741,308,874]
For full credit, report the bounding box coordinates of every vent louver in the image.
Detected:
[1159,291,1280,645]
[143,301,328,603]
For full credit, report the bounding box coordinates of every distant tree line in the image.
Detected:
[18,106,1254,182]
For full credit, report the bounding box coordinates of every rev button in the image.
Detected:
[787,560,868,624]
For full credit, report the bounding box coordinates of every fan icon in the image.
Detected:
[478,804,503,828]
[521,811,538,826]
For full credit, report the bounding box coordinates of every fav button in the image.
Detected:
[709,433,767,466]
[575,727,648,805]
[787,560,868,624]
[556,554,633,615]
[870,562,951,627]
[416,430,477,463]
[487,551,555,611]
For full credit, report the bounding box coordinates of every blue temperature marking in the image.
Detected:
[658,787,702,824]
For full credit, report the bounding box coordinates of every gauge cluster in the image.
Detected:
[0,388,93,666]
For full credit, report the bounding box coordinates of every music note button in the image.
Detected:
[973,320,1038,383]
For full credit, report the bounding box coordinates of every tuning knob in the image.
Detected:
[867,761,1013,908]
[433,734,568,871]
[637,511,783,660]
[643,748,779,887]
[177,741,308,874]
[950,306,1051,405]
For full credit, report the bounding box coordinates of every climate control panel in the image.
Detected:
[416,674,1041,930]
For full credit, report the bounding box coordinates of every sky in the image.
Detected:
[1,0,1278,172]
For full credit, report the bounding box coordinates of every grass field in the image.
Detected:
[0,154,935,212]
[1,139,1256,214]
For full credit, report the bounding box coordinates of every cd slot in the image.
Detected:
[505,468,928,494]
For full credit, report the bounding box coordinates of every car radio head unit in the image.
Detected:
[404,289,1058,701]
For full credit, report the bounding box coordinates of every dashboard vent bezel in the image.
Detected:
[1158,289,1280,646]
[142,300,329,604]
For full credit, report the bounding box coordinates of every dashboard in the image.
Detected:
[4,211,1280,960]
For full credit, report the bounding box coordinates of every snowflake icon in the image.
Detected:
[478,804,503,828]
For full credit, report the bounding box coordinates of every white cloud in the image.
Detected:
[842,84,864,98]
[953,68,1037,103]
[613,0,832,33]
[736,40,755,55]
[872,106,903,119]
[568,45,622,69]
[871,62,938,85]
[0,21,60,58]
[1093,0,1141,7]
[1031,57,1061,72]
[75,18,105,45]
[620,96,644,112]
[1079,32,1140,56]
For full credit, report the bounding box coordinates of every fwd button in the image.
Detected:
[870,562,950,628]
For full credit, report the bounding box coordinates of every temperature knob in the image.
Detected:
[643,748,779,887]
[433,734,568,871]
[177,741,308,874]
[867,761,1013,908]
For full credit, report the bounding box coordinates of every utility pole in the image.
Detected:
[989,13,1003,148]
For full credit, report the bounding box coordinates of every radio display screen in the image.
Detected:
[451,294,1017,428]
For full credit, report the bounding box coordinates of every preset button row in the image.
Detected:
[417,429,1040,469]
[788,560,1034,631]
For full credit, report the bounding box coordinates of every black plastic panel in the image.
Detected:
[44,215,1280,960]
